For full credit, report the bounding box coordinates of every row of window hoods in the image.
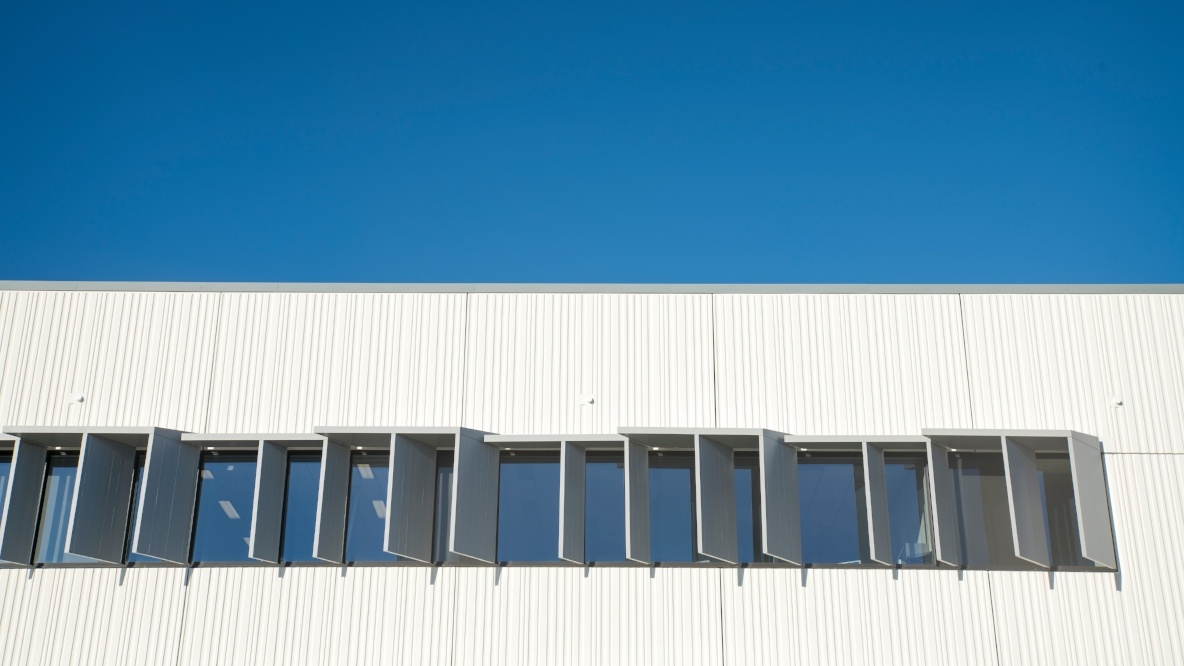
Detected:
[0,427,1116,570]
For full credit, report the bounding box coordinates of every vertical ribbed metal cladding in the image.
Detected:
[204,293,467,432]
[962,294,1184,453]
[451,567,723,666]
[712,294,974,434]
[720,568,998,666]
[175,566,456,666]
[0,290,221,431]
[0,567,188,666]
[462,294,717,434]
[986,453,1184,666]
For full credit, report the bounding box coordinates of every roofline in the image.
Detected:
[0,281,1182,295]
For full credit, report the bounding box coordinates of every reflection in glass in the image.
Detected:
[952,452,1029,568]
[34,454,94,564]
[734,452,769,563]
[497,452,560,562]
[190,452,257,563]
[345,452,397,562]
[1038,454,1088,567]
[799,454,870,564]
[280,453,321,562]
[649,452,698,563]
[585,452,626,563]
[432,451,457,563]
[884,455,934,564]
[125,454,157,563]
[0,453,11,518]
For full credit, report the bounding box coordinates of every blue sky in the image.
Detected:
[1,1,1181,283]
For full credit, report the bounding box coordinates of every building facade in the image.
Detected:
[0,283,1181,665]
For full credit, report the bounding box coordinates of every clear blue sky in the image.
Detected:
[2,1,1181,283]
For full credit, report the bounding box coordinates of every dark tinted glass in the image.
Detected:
[952,452,1030,568]
[280,453,321,562]
[798,454,870,564]
[649,452,697,563]
[125,454,157,563]
[34,453,94,564]
[734,452,769,563]
[432,451,457,563]
[585,452,626,563]
[884,455,934,565]
[345,452,397,562]
[497,452,560,562]
[1038,454,1089,567]
[190,452,257,563]
[0,453,11,518]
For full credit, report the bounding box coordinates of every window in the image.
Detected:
[125,454,156,564]
[33,453,93,564]
[432,451,456,563]
[0,451,10,517]
[585,452,626,563]
[280,452,321,563]
[496,452,560,562]
[1038,453,1088,567]
[345,452,397,563]
[648,451,698,563]
[884,454,933,565]
[734,452,769,563]
[190,452,257,563]
[951,452,1030,568]
[798,453,870,565]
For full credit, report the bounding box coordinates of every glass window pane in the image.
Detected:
[884,454,934,565]
[734,452,769,563]
[951,452,1031,568]
[1038,453,1089,567]
[280,453,321,563]
[190,452,257,563]
[0,452,11,518]
[649,452,698,563]
[34,453,94,564]
[497,452,560,563]
[125,454,157,563]
[798,454,870,564]
[585,452,625,563]
[345,452,397,563]
[433,451,457,563]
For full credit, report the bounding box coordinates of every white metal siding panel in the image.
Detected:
[558,441,586,563]
[205,293,467,432]
[249,440,285,563]
[175,566,456,666]
[0,439,46,564]
[0,291,220,431]
[713,294,974,434]
[449,431,499,562]
[451,567,723,666]
[132,429,200,564]
[987,454,1184,666]
[1066,433,1116,568]
[962,294,1184,453]
[759,433,802,564]
[720,568,998,666]
[66,433,137,564]
[862,442,893,565]
[312,438,349,562]
[0,567,187,666]
[462,294,717,434]
[695,435,738,564]
[386,434,438,562]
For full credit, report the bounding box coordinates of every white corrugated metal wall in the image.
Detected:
[1,287,1181,665]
